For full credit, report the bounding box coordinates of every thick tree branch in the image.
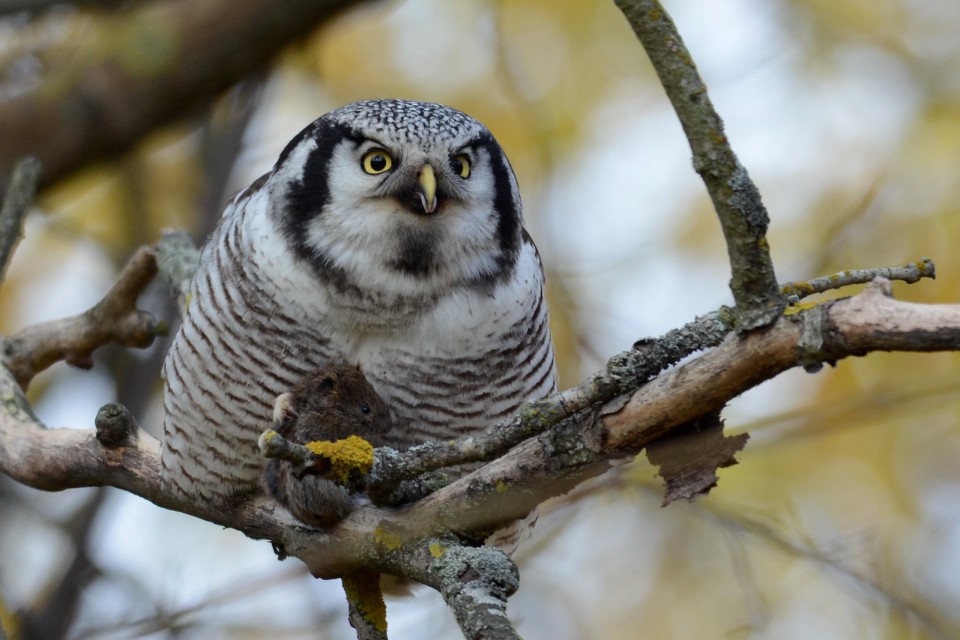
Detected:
[0,0,368,190]
[0,247,166,389]
[613,0,783,329]
[603,278,960,450]
[3,237,941,548]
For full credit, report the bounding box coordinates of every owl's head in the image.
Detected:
[266,100,524,298]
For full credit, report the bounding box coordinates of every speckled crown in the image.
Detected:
[324,99,487,144]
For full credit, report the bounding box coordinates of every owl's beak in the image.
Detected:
[416,164,438,214]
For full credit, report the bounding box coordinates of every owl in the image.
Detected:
[160,100,557,525]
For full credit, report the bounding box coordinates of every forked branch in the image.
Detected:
[0,247,167,389]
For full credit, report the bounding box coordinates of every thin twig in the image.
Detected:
[70,565,313,640]
[0,157,40,285]
[695,488,955,640]
[613,0,783,330]
[781,257,935,300]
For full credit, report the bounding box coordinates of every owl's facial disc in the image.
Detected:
[273,102,523,294]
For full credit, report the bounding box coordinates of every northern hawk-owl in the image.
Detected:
[160,99,557,515]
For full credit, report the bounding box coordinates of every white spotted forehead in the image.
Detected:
[324,99,487,146]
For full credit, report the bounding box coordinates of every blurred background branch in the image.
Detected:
[0,0,365,190]
[0,157,38,283]
[0,0,130,16]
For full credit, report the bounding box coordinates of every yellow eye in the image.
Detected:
[451,154,471,179]
[361,149,394,175]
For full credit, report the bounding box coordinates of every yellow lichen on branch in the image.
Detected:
[342,573,388,636]
[305,435,375,484]
[373,526,403,552]
[783,301,822,317]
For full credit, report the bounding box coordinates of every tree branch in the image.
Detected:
[243,282,952,577]
[0,0,132,16]
[613,0,783,329]
[1,260,958,637]
[0,157,40,285]
[261,260,938,499]
[342,573,388,640]
[0,0,368,190]
[0,246,167,389]
[603,278,960,449]
[781,257,935,299]
[3,237,940,546]
[395,541,520,640]
[7,274,953,556]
